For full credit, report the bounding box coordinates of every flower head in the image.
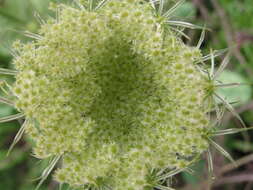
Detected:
[9,0,227,189]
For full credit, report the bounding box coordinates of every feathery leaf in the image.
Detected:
[214,93,246,128]
[212,127,253,136]
[0,68,18,75]
[36,155,61,190]
[166,20,204,30]
[158,0,164,15]
[0,113,25,123]
[95,0,110,10]
[209,138,236,165]
[0,96,14,106]
[197,27,206,49]
[157,168,185,181]
[214,53,230,79]
[163,0,185,18]
[7,120,28,156]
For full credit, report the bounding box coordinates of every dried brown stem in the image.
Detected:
[214,173,253,186]
[220,153,253,174]
[192,0,210,21]
[210,0,253,80]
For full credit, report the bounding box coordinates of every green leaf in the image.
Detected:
[0,103,14,118]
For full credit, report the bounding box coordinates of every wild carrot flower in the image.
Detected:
[1,0,250,190]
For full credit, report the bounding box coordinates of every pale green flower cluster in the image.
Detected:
[11,0,213,189]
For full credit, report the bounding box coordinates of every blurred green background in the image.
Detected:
[0,0,253,190]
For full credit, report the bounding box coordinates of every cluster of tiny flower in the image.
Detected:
[11,0,213,189]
